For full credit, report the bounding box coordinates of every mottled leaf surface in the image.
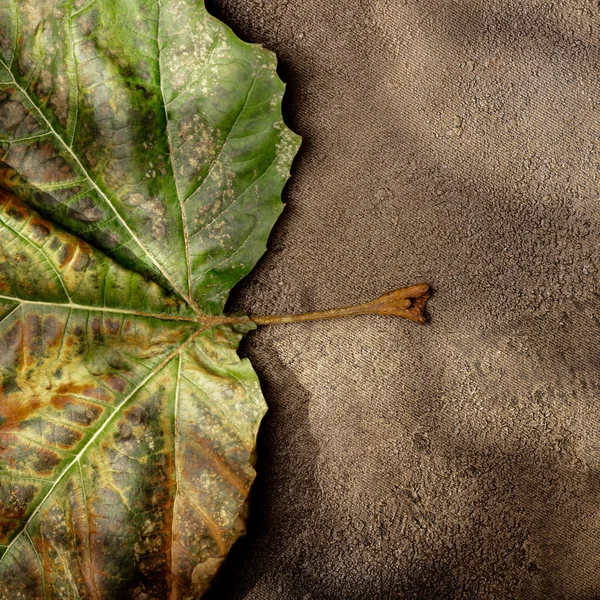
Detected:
[0,1,300,597]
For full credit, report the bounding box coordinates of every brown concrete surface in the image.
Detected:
[203,1,600,599]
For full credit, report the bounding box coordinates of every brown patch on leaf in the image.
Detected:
[35,70,53,100]
[23,314,43,359]
[48,73,69,127]
[0,482,39,522]
[90,316,102,339]
[105,375,128,394]
[42,315,63,348]
[29,219,51,241]
[0,518,25,545]
[0,395,42,433]
[2,197,28,221]
[71,249,91,272]
[57,240,75,268]
[104,319,121,336]
[44,424,83,448]
[0,98,40,137]
[21,142,76,184]
[67,196,103,222]
[31,449,61,475]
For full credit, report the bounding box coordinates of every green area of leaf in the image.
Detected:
[0,0,300,597]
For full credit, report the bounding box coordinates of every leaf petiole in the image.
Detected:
[245,283,431,326]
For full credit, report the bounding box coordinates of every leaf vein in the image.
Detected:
[182,70,259,205]
[25,530,47,600]
[0,327,202,564]
[156,0,192,303]
[0,294,199,323]
[189,149,280,241]
[0,56,196,316]
[0,214,72,303]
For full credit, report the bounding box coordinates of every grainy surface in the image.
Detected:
[206,1,600,599]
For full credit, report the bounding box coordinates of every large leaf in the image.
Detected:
[0,0,300,597]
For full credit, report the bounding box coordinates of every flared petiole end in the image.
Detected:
[362,283,431,324]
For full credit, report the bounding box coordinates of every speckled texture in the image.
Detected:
[205,1,600,598]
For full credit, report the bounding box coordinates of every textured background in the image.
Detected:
[203,1,600,599]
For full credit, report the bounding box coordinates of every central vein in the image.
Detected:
[156,0,195,309]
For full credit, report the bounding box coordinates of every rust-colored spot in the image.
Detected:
[105,318,121,335]
[32,448,61,475]
[24,314,43,359]
[29,217,51,241]
[72,248,91,272]
[60,400,102,426]
[6,204,26,222]
[214,330,227,343]
[50,394,71,410]
[0,395,42,432]
[125,405,146,426]
[42,315,63,348]
[105,375,127,394]
[55,384,75,395]
[58,241,75,268]
[91,317,102,339]
[55,382,103,400]
[88,386,113,403]
[46,424,83,448]
[0,518,24,544]
[1,194,28,220]
[51,388,111,416]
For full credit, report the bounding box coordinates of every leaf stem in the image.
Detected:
[248,283,431,326]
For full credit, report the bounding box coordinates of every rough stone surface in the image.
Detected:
[205,1,600,598]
